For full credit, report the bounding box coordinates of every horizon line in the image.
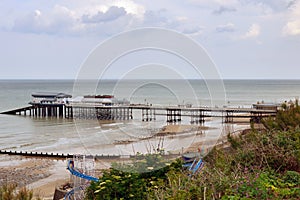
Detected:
[1,78,300,81]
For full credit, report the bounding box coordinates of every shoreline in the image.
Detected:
[0,122,253,199]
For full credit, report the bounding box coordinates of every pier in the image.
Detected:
[0,92,278,124]
[1,103,277,124]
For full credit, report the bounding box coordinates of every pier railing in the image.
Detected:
[0,103,277,124]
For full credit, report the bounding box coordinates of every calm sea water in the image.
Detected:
[0,79,299,155]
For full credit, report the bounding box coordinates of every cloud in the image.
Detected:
[11,4,135,36]
[187,0,238,7]
[239,0,292,13]
[213,6,236,15]
[287,0,297,8]
[283,1,300,36]
[34,10,41,17]
[216,23,236,32]
[242,23,261,39]
[139,9,197,34]
[82,6,127,23]
[9,3,204,37]
[12,5,80,35]
[181,26,204,35]
[13,9,45,33]
[142,9,169,27]
[283,21,300,35]
[141,9,204,36]
[7,0,146,36]
[113,0,145,18]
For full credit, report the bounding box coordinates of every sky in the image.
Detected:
[0,0,300,79]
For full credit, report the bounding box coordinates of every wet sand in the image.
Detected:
[156,124,210,136]
[113,124,212,145]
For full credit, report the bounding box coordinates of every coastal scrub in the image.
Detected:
[0,183,41,200]
[85,103,300,199]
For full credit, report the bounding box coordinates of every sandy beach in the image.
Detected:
[0,155,68,199]
[0,123,251,199]
[0,154,120,199]
[156,124,210,136]
[0,156,53,187]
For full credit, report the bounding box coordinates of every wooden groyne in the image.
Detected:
[0,150,180,160]
[0,103,277,124]
[0,150,73,159]
[0,150,123,159]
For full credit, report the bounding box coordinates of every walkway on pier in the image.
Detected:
[1,106,34,115]
[126,104,277,123]
[0,103,277,124]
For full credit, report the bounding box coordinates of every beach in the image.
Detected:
[0,122,250,199]
[0,79,297,199]
[0,155,66,199]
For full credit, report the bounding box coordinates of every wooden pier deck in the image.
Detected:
[0,103,277,124]
[1,106,34,115]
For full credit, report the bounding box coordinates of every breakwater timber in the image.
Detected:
[0,150,180,160]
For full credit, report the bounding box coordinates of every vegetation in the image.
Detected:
[85,153,183,199]
[0,183,41,200]
[86,103,300,199]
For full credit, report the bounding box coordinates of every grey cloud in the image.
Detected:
[182,26,204,34]
[141,9,204,35]
[10,4,232,37]
[287,0,297,8]
[12,10,74,35]
[86,14,133,37]
[142,9,169,27]
[240,0,293,12]
[82,6,127,23]
[216,23,236,33]
[11,6,131,36]
[213,6,236,15]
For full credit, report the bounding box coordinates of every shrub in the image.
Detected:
[85,103,300,199]
[85,154,182,200]
[0,183,36,200]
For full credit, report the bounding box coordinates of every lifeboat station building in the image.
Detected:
[29,92,72,117]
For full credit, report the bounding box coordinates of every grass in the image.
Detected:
[85,103,300,199]
[0,183,42,200]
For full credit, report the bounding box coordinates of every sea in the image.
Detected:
[0,79,299,156]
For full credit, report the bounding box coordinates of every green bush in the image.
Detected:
[85,154,182,200]
[263,102,300,131]
[85,104,300,199]
[223,171,300,199]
